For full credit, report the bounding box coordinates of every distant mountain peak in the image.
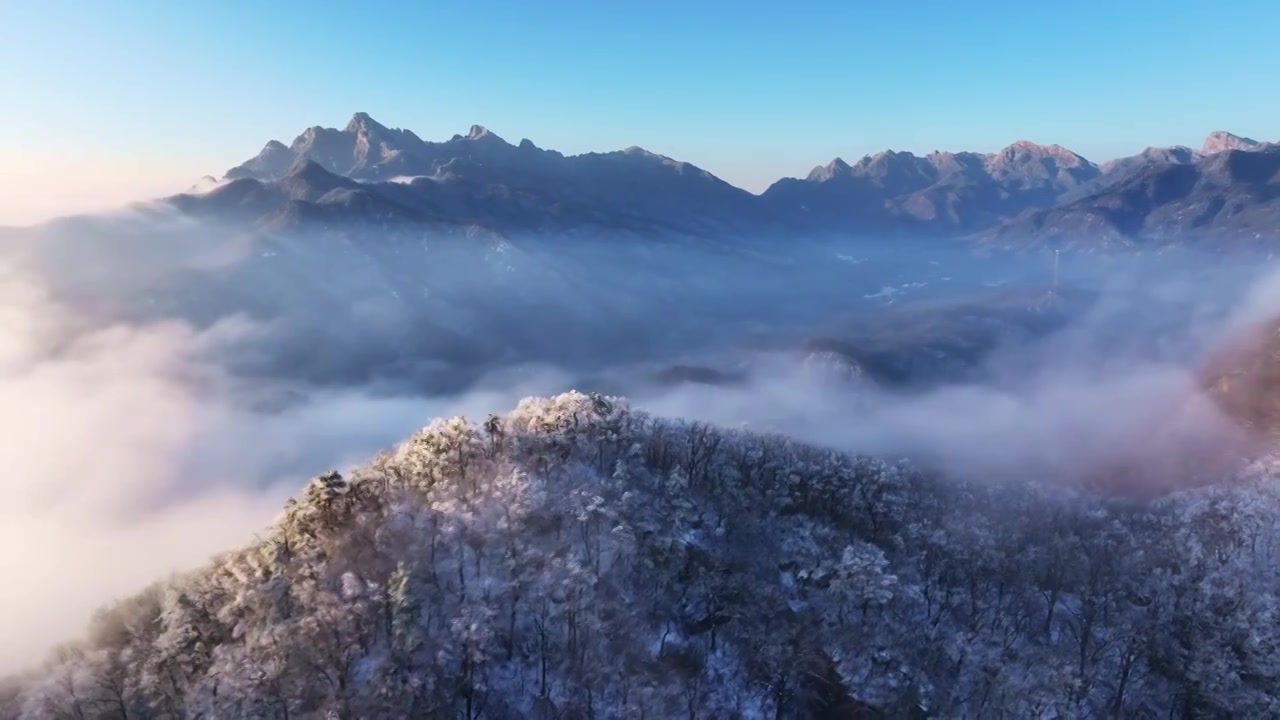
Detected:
[345,112,388,134]
[272,158,361,204]
[224,138,299,181]
[185,175,223,194]
[852,152,882,169]
[854,149,926,169]
[1202,130,1262,155]
[806,157,852,182]
[1095,145,1201,174]
[453,124,510,147]
[986,141,1096,184]
[296,125,328,143]
[996,139,1084,161]
[283,157,340,183]
[925,149,989,175]
[1141,144,1194,156]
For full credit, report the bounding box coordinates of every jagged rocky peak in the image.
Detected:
[224,138,299,180]
[1202,130,1263,155]
[856,149,935,173]
[1197,141,1280,185]
[851,150,942,193]
[1096,145,1201,174]
[286,124,356,167]
[856,148,914,164]
[1142,144,1197,159]
[985,140,1100,189]
[462,124,511,146]
[293,125,329,145]
[926,149,990,175]
[852,151,887,171]
[992,139,1091,167]
[344,111,388,134]
[441,124,509,148]
[806,157,852,181]
[617,145,694,172]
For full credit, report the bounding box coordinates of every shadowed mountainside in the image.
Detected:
[979,147,1280,249]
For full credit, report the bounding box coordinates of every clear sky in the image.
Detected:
[2,0,1278,225]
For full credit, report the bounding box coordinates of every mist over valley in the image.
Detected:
[4,112,1280,717]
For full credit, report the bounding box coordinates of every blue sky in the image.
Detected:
[2,0,1278,223]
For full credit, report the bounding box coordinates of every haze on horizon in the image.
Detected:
[3,0,1280,225]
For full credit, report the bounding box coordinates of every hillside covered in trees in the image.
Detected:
[3,392,1279,719]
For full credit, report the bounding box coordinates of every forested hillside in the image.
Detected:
[4,392,1279,719]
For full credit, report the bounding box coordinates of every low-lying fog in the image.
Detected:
[0,208,1276,672]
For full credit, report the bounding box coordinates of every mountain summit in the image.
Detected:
[1202,130,1264,155]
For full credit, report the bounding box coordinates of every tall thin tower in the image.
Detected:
[1052,249,1060,292]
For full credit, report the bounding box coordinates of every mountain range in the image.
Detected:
[175,113,1278,245]
[980,139,1280,248]
[197,113,772,238]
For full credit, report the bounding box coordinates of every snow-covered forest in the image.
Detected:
[3,391,1279,719]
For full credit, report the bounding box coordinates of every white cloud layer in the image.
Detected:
[1,220,1277,675]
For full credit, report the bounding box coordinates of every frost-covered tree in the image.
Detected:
[6,391,1280,719]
